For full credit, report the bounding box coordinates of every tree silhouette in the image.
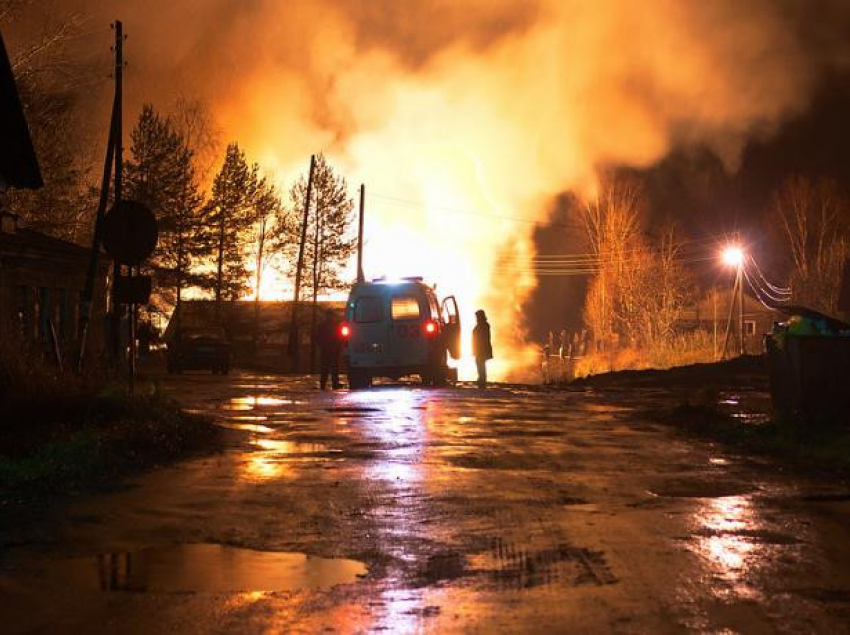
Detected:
[202,142,256,306]
[125,104,204,314]
[288,154,355,368]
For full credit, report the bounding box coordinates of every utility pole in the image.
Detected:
[712,289,717,361]
[738,264,745,356]
[357,184,365,283]
[721,273,739,359]
[109,20,124,367]
[288,154,315,371]
[113,21,136,393]
[309,189,321,373]
[78,93,117,370]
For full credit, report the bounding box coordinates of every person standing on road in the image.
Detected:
[472,309,493,388]
[315,310,343,390]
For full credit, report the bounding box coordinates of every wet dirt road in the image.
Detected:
[2,372,850,633]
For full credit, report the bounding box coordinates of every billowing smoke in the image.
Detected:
[53,0,850,378]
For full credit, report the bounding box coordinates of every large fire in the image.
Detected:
[145,0,842,380]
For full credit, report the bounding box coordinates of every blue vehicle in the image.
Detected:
[341,277,460,388]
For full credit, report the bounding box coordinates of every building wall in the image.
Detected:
[0,233,108,361]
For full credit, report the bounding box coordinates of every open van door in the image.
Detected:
[441,296,461,360]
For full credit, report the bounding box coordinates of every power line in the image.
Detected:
[743,267,789,308]
[747,255,791,296]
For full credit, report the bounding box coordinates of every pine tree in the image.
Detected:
[201,142,256,305]
[289,154,355,301]
[125,104,203,314]
[288,154,355,368]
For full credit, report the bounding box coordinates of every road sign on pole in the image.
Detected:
[102,200,158,266]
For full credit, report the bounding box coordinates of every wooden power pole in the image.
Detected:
[738,265,745,355]
[109,20,124,364]
[288,154,315,370]
[357,184,365,283]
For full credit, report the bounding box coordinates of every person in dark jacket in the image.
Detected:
[315,310,343,390]
[472,309,493,388]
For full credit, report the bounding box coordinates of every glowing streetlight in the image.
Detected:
[720,244,746,356]
[721,245,744,268]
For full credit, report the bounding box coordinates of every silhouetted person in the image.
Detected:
[315,311,343,390]
[472,309,492,388]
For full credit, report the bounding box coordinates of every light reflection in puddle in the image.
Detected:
[347,389,429,486]
[230,415,268,422]
[243,454,289,480]
[217,422,274,434]
[242,439,341,480]
[692,495,761,599]
[369,461,418,483]
[251,438,337,454]
[229,396,296,408]
[730,412,770,425]
[221,403,253,411]
[65,543,367,593]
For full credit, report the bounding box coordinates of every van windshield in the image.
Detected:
[354,296,383,323]
[391,296,420,320]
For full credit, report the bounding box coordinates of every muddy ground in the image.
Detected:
[1,370,849,633]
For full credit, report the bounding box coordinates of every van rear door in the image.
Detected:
[441,296,461,359]
[390,293,426,365]
[349,294,387,368]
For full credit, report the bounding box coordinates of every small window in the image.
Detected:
[744,320,757,336]
[428,294,440,320]
[391,296,421,320]
[354,296,383,323]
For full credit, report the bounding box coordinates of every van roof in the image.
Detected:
[350,278,434,292]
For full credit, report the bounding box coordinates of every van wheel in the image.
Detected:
[348,371,371,389]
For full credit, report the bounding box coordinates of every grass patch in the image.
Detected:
[653,400,850,475]
[0,341,220,506]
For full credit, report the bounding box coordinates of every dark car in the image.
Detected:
[166,327,231,374]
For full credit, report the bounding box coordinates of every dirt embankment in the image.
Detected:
[568,354,769,392]
[567,355,850,477]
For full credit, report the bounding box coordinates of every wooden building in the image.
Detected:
[0,212,108,359]
[165,298,345,371]
[678,288,782,355]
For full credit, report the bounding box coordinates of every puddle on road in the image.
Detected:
[648,479,754,498]
[68,543,367,593]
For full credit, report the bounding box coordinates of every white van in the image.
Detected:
[341,277,461,388]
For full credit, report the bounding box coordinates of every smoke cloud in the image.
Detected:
[52,0,850,377]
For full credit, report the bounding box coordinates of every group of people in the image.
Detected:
[314,309,493,390]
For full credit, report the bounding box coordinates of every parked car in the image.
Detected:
[341,277,461,388]
[166,326,231,374]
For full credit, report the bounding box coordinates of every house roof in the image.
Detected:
[0,30,42,189]
[682,288,781,322]
[0,225,93,260]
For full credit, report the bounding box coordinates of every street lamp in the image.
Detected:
[720,244,745,356]
[721,245,744,268]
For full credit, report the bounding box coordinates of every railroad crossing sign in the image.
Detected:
[102,200,158,266]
